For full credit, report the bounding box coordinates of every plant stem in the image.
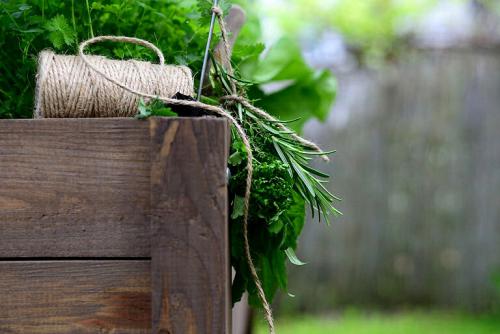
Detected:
[85,0,94,38]
[71,0,78,46]
[3,8,21,30]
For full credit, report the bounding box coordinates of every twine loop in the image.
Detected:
[79,35,166,65]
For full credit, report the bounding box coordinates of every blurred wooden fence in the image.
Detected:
[288,48,500,312]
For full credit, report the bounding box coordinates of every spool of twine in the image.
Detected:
[34,45,194,118]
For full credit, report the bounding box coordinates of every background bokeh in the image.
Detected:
[253,0,500,332]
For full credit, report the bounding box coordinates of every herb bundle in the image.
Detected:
[208,59,341,306]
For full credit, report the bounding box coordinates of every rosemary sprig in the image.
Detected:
[212,59,341,223]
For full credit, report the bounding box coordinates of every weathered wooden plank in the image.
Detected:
[150,117,230,333]
[0,260,151,333]
[0,118,151,257]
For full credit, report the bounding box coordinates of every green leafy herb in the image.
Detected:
[135,98,177,119]
[285,248,306,266]
[217,57,340,306]
[44,15,76,49]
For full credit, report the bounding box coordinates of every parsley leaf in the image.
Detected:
[44,15,75,49]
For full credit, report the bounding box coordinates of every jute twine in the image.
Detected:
[37,7,328,333]
[34,37,194,118]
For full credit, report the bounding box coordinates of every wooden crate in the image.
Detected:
[0,117,230,334]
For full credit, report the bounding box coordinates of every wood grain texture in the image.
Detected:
[0,260,151,334]
[0,117,231,333]
[0,119,151,257]
[150,117,230,334]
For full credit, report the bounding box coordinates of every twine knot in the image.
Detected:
[211,6,223,17]
[221,95,329,161]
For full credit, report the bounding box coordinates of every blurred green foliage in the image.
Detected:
[481,0,500,13]
[242,37,336,131]
[255,310,500,334]
[260,0,437,63]
[492,269,500,313]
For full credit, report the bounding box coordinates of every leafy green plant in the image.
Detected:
[0,0,338,308]
[44,15,76,49]
[135,98,177,119]
[242,37,336,131]
[210,57,340,306]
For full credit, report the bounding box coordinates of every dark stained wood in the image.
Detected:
[0,119,151,257]
[150,117,230,334]
[0,260,151,334]
[0,117,231,333]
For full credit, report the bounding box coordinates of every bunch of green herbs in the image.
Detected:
[210,59,340,306]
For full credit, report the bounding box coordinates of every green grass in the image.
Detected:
[255,310,500,334]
